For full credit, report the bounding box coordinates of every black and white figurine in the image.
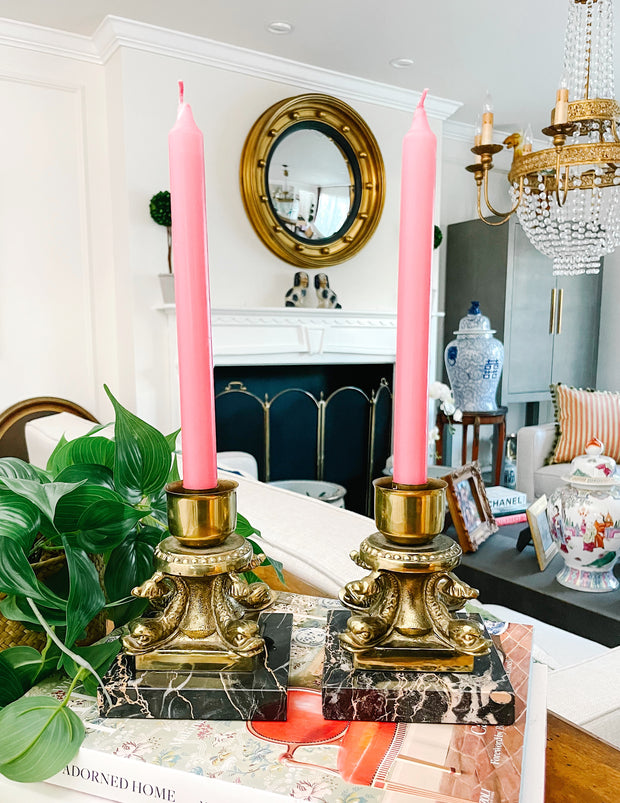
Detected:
[315,273,341,309]
[285,271,310,307]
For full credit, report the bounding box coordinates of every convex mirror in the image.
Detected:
[240,94,385,268]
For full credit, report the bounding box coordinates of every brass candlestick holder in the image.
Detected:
[337,477,490,672]
[322,477,516,725]
[122,480,275,670]
[100,480,293,721]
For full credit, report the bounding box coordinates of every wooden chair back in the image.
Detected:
[0,396,98,461]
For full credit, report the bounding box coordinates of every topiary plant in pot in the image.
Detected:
[0,385,280,783]
[150,190,175,303]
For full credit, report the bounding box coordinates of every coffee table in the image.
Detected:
[451,523,620,647]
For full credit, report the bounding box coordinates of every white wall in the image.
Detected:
[0,43,128,422]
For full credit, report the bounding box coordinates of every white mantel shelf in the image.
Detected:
[158,306,397,366]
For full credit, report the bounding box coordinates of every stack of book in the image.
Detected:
[485,486,529,526]
[16,592,545,803]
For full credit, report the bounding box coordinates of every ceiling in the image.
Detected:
[0,0,617,131]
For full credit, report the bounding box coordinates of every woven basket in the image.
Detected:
[0,553,65,652]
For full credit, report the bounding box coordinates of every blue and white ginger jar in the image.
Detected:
[444,301,504,412]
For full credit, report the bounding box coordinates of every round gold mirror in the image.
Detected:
[240,94,385,268]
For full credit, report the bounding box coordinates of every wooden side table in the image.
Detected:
[435,406,507,486]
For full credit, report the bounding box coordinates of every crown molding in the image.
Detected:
[94,16,462,119]
[0,15,462,120]
[0,17,99,62]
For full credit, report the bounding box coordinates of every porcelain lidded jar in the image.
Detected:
[548,438,620,592]
[444,301,504,412]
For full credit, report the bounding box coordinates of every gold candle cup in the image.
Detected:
[166,479,238,548]
[374,476,447,546]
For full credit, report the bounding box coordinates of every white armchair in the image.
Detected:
[516,422,568,501]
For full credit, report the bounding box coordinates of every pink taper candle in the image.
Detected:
[169,81,218,490]
[392,89,437,486]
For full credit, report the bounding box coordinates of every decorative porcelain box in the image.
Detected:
[444,301,504,412]
[548,438,620,592]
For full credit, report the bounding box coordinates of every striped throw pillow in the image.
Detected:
[548,384,620,464]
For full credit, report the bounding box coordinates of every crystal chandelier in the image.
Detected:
[272,164,296,217]
[468,0,620,276]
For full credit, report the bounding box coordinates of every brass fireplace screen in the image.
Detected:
[214,380,393,516]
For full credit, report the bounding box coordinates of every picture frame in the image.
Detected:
[443,462,498,553]
[526,495,558,571]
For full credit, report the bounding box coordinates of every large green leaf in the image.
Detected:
[0,489,41,549]
[0,477,86,524]
[59,639,121,697]
[55,463,115,490]
[45,434,69,476]
[76,500,146,552]
[105,386,171,502]
[0,695,84,782]
[0,646,44,689]
[150,488,169,526]
[165,428,181,453]
[0,653,27,707]
[167,453,181,485]
[54,483,122,534]
[0,538,67,610]
[0,595,67,627]
[104,527,159,604]
[63,539,106,648]
[235,513,261,538]
[0,458,48,483]
[48,436,115,477]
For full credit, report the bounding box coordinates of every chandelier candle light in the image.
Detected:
[468,0,620,276]
[169,80,218,490]
[392,89,436,487]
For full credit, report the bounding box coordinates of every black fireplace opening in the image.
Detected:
[214,363,394,516]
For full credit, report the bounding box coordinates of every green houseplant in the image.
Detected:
[150,190,175,304]
[0,386,280,782]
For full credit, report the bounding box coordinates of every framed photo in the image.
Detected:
[443,462,498,552]
[526,495,558,571]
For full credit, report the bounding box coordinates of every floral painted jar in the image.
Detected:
[548,438,620,592]
[444,301,504,412]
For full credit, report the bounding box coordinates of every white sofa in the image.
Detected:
[516,422,568,501]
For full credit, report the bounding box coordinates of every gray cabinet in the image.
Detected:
[444,218,602,405]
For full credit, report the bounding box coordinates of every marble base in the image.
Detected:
[322,610,515,725]
[98,612,292,721]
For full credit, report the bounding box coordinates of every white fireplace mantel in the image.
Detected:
[158,306,398,366]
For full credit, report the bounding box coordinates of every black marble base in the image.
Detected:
[98,612,292,721]
[321,610,515,725]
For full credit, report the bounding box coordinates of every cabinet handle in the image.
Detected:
[556,287,564,334]
[549,288,557,334]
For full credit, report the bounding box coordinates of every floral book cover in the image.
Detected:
[38,593,534,803]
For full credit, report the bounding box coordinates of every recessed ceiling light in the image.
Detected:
[389,57,414,69]
[267,21,294,35]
